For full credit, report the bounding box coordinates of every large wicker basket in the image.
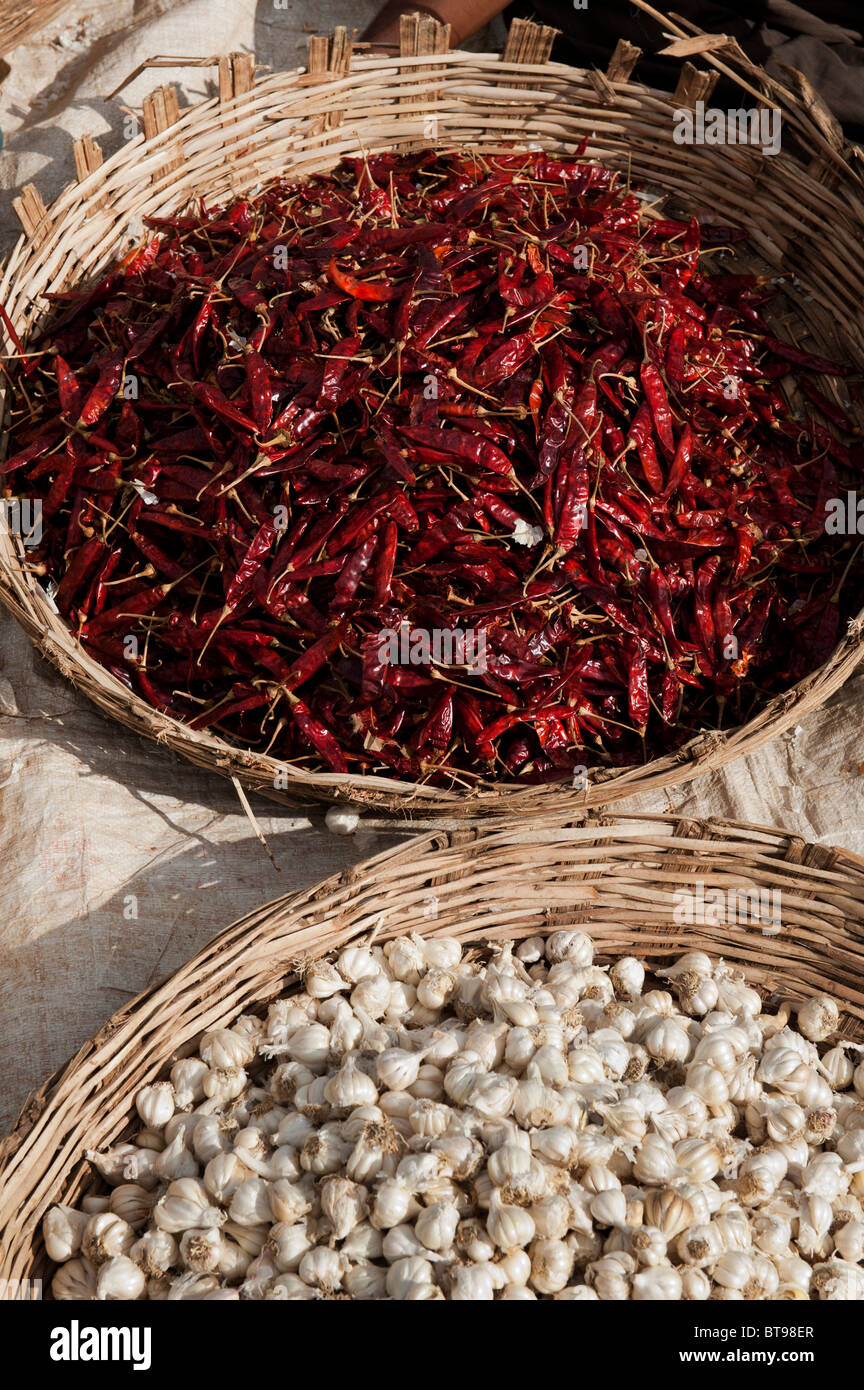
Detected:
[1,6,862,814]
[1,809,864,1289]
[0,0,67,59]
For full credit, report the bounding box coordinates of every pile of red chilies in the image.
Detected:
[3,149,861,785]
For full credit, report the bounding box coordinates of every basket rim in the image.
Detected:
[1,26,862,814]
[2,808,864,1283]
[0,0,67,60]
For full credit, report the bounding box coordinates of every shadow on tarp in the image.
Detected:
[0,789,404,1133]
[0,622,407,1134]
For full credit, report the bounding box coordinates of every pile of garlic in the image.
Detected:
[45,932,864,1300]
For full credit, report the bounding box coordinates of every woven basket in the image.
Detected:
[1,7,863,815]
[0,0,67,59]
[1,809,864,1288]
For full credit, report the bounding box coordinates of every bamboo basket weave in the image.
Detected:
[1,5,863,815]
[2,810,864,1289]
[0,0,67,59]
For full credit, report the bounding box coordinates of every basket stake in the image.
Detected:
[399,10,451,61]
[217,50,256,164]
[141,84,184,177]
[231,51,255,98]
[502,17,558,67]
[398,11,450,141]
[217,51,256,103]
[11,184,50,247]
[306,29,355,132]
[672,59,720,108]
[72,135,107,215]
[606,38,641,83]
[501,17,558,93]
[72,134,103,181]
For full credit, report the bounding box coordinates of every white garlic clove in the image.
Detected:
[632,1267,682,1300]
[797,995,840,1043]
[96,1254,147,1301]
[304,959,349,1000]
[298,1245,346,1293]
[43,1204,89,1263]
[82,1212,136,1266]
[323,1051,379,1109]
[200,1028,256,1070]
[135,1081,176,1130]
[154,1178,227,1234]
[320,1176,367,1240]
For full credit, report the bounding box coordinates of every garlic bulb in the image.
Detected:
[53,1257,99,1300]
[385,1253,433,1298]
[45,940,862,1300]
[644,1018,690,1065]
[643,1190,694,1241]
[200,1028,255,1070]
[680,1267,711,1300]
[415,1201,460,1252]
[324,1052,378,1109]
[545,931,593,968]
[632,1267,682,1300]
[229,1178,275,1227]
[449,1263,495,1300]
[136,1082,176,1129]
[96,1255,147,1301]
[43,1205,89,1263]
[321,1177,367,1240]
[131,1229,178,1277]
[298,1246,346,1292]
[377,1045,429,1091]
[610,957,645,1001]
[344,1262,387,1299]
[82,1212,136,1265]
[351,974,391,1020]
[109,1183,160,1228]
[385,937,425,983]
[304,959,349,1000]
[820,1046,853,1091]
[797,996,840,1043]
[154,1179,226,1233]
[179,1227,223,1274]
[171,1058,209,1109]
[285,1024,331,1071]
[370,1177,418,1230]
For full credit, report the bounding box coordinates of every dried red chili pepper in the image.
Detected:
[54,537,104,615]
[82,583,170,640]
[373,519,398,606]
[665,325,686,392]
[640,362,675,458]
[327,257,392,303]
[243,349,274,433]
[78,352,125,426]
[287,693,348,771]
[332,533,378,608]
[763,335,849,376]
[553,449,589,554]
[627,402,663,494]
[55,355,83,421]
[278,623,347,691]
[713,584,735,665]
[4,149,859,788]
[799,378,852,434]
[661,668,680,723]
[628,644,650,730]
[663,425,694,499]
